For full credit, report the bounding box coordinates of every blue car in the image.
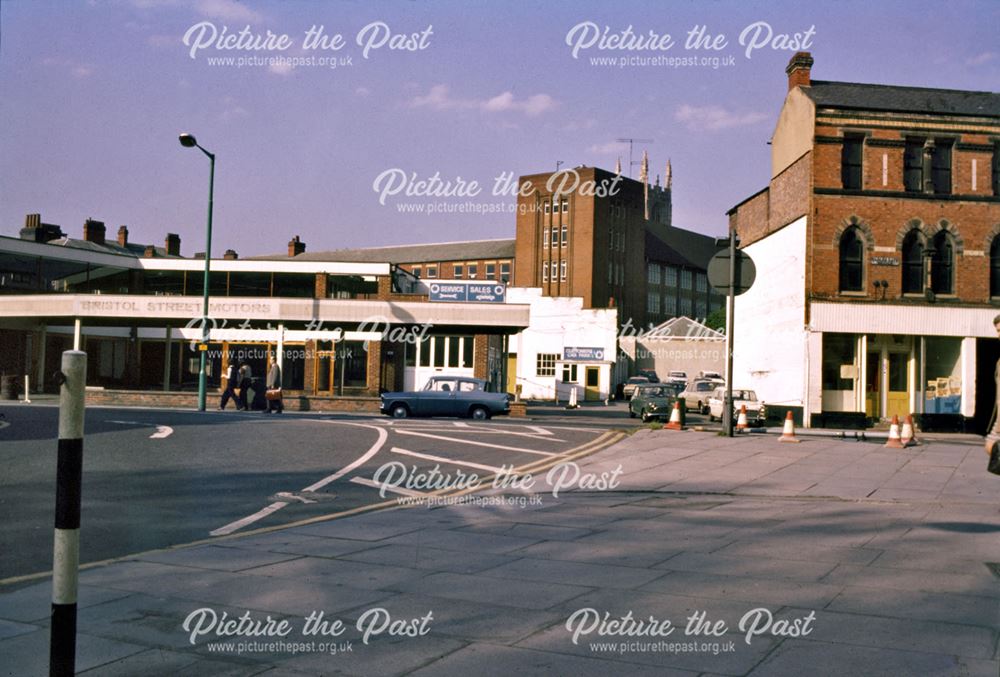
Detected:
[381,376,511,420]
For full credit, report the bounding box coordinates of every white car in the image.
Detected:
[622,376,650,399]
[679,380,717,414]
[665,371,688,386]
[707,387,766,424]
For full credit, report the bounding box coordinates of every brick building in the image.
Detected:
[728,52,1000,429]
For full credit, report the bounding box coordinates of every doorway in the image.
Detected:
[886,351,910,419]
[865,351,880,418]
[585,366,600,401]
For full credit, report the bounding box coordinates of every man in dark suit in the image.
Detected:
[219,361,241,410]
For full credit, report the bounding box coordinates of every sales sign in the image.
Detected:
[428,282,506,303]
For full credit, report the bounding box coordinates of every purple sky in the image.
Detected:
[1,0,998,257]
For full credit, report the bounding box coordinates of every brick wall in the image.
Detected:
[84,388,380,412]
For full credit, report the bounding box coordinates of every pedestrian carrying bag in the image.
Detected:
[265,388,282,401]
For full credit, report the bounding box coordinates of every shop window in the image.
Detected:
[901,231,924,294]
[841,135,863,189]
[930,231,954,295]
[838,227,864,292]
[991,238,1000,297]
[822,334,856,390]
[536,353,558,377]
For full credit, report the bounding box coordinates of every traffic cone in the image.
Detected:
[566,387,579,410]
[665,401,684,430]
[736,405,748,431]
[884,415,904,448]
[900,414,919,447]
[778,411,800,443]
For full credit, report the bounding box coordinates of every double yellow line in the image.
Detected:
[0,429,626,588]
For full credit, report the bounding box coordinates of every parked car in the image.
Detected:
[679,379,718,414]
[629,384,678,422]
[698,370,724,383]
[638,369,660,383]
[380,376,510,419]
[706,387,766,424]
[665,371,688,386]
[622,376,650,399]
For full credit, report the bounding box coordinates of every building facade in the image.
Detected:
[728,52,1000,430]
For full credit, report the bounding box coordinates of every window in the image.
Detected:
[648,265,661,285]
[426,266,437,278]
[536,353,558,377]
[663,294,677,316]
[904,138,924,192]
[608,263,613,285]
[561,225,568,247]
[560,260,567,280]
[695,299,707,318]
[543,227,549,247]
[680,297,693,317]
[561,364,577,382]
[542,261,549,282]
[561,199,569,213]
[991,239,1000,297]
[841,135,863,189]
[930,231,954,295]
[453,264,463,279]
[822,334,856,390]
[931,140,952,195]
[500,262,510,283]
[664,266,678,287]
[839,227,864,292]
[609,227,615,250]
[647,292,660,314]
[695,273,707,293]
[467,263,478,279]
[994,142,1000,196]
[485,263,495,280]
[544,201,550,214]
[551,261,559,281]
[412,267,421,278]
[680,269,693,290]
[901,230,924,294]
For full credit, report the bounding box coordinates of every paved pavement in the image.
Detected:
[1,427,998,676]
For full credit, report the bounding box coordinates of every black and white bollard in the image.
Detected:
[50,350,86,677]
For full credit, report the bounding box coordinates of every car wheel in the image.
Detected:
[708,413,716,422]
[701,403,709,415]
[391,404,409,418]
[470,406,490,420]
[641,409,650,423]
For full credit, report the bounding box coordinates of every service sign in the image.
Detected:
[564,346,606,362]
[428,282,506,303]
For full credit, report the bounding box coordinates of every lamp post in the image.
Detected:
[179,133,215,412]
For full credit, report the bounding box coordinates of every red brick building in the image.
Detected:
[728,52,1000,429]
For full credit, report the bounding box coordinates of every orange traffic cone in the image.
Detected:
[665,401,683,430]
[900,415,919,447]
[736,405,749,431]
[884,415,904,449]
[778,411,800,443]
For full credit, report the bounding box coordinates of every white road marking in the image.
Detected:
[526,426,553,436]
[107,420,143,425]
[209,421,389,537]
[394,429,557,457]
[350,477,427,498]
[380,426,565,442]
[150,426,173,439]
[274,491,316,504]
[390,446,502,473]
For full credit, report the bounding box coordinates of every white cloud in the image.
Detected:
[195,0,263,23]
[587,141,627,155]
[409,85,557,117]
[219,96,250,120]
[966,51,997,66]
[42,57,95,78]
[355,86,372,97]
[674,104,769,131]
[268,61,294,76]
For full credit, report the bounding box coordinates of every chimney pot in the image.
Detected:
[83,218,106,245]
[144,244,156,258]
[223,249,239,260]
[785,51,813,91]
[117,225,129,246]
[165,233,181,256]
[288,235,306,257]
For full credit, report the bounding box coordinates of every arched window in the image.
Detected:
[930,231,954,295]
[838,227,864,291]
[901,230,924,294]
[991,238,1000,297]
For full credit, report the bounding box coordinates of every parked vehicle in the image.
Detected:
[629,384,678,422]
[707,387,766,424]
[679,379,718,414]
[380,376,510,419]
[622,376,650,399]
[638,369,661,383]
[665,371,688,386]
[698,370,724,382]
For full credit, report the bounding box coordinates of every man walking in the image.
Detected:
[266,356,283,414]
[219,361,241,410]
[237,361,253,411]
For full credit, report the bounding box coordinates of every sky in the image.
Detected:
[1,0,998,257]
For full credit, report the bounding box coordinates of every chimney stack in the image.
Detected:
[223,249,239,260]
[288,235,306,257]
[117,225,129,246]
[165,233,181,256]
[83,218,106,245]
[786,52,813,91]
[19,213,64,243]
[144,245,156,258]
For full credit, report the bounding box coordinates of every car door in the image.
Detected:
[423,378,458,416]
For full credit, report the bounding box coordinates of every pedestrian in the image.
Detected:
[986,314,1000,469]
[237,361,253,411]
[265,356,283,414]
[219,361,241,410]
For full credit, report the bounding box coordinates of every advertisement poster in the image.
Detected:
[1,1,998,675]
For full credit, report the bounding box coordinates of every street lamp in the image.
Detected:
[179,133,215,412]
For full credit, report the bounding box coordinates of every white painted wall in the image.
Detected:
[506,288,618,401]
[732,216,808,409]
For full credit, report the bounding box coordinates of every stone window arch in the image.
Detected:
[924,219,964,256]
[833,215,875,251]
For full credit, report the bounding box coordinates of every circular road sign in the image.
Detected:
[707,250,756,296]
